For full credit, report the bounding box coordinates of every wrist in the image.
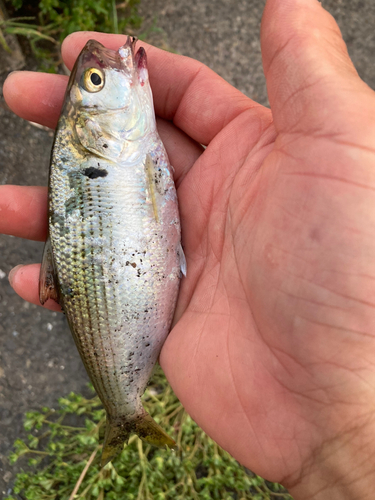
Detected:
[288,420,375,500]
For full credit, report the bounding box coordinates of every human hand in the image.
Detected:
[3,0,375,498]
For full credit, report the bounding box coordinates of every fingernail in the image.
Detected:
[8,264,24,286]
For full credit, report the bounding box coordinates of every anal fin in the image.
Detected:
[39,236,60,305]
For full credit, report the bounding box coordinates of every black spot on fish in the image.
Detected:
[103,143,108,148]
[83,167,108,179]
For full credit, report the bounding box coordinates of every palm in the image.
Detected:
[165,103,375,483]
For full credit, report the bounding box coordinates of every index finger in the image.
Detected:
[61,32,264,145]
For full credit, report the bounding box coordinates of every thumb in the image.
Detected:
[261,0,373,135]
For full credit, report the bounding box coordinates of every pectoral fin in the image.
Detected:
[145,154,159,223]
[39,236,60,305]
[178,242,187,277]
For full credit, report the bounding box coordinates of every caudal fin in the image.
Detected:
[100,410,175,467]
[100,415,130,467]
[134,411,176,449]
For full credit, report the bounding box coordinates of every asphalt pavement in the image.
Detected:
[1,0,375,496]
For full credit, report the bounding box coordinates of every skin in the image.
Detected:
[2,0,375,498]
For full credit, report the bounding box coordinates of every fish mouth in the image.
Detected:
[80,38,137,71]
[67,37,138,95]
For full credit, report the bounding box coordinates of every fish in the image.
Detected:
[39,37,186,467]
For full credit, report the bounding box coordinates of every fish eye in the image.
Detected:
[82,68,105,93]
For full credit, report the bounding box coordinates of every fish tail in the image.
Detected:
[100,414,130,467]
[100,410,175,467]
[134,410,176,449]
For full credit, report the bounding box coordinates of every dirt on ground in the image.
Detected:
[1,0,375,496]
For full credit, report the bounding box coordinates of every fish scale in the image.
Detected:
[39,37,184,466]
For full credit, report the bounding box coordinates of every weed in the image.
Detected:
[3,0,141,69]
[6,368,292,500]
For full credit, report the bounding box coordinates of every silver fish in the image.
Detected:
[39,37,186,466]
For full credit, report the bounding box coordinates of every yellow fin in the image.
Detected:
[135,411,176,449]
[100,415,129,468]
[100,410,175,467]
[145,154,159,223]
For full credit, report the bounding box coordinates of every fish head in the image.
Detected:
[64,37,156,161]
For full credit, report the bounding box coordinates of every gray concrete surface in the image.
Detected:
[1,0,375,496]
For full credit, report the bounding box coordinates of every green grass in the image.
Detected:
[8,0,141,38]
[7,367,292,500]
[3,0,141,70]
